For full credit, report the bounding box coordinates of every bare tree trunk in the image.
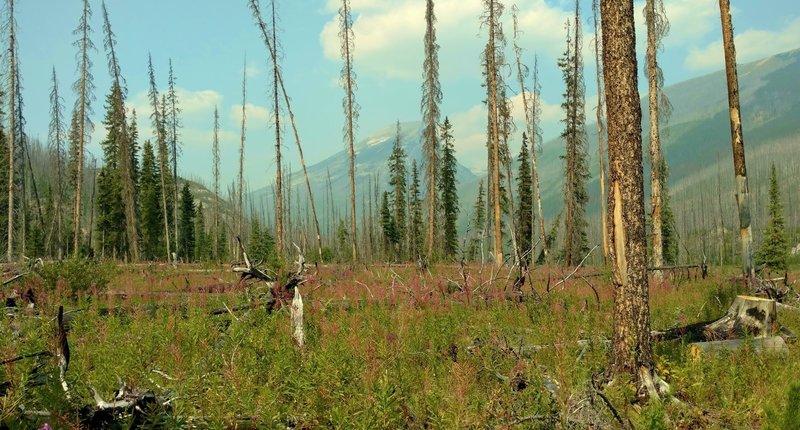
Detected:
[487,0,503,267]
[340,0,358,263]
[7,0,16,261]
[593,0,608,263]
[719,0,754,280]
[238,57,247,261]
[645,0,666,277]
[270,0,284,257]
[601,0,654,382]
[531,58,547,260]
[212,107,220,261]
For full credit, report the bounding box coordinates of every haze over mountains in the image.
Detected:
[249,47,800,247]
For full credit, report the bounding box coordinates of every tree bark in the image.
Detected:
[601,0,654,379]
[645,0,664,278]
[719,0,754,280]
[593,0,609,264]
[7,0,16,261]
[271,0,284,257]
[487,0,503,267]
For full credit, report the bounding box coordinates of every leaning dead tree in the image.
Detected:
[247,0,325,263]
[719,0,754,281]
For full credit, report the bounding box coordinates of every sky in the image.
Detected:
[13,0,800,190]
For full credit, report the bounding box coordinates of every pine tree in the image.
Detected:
[387,121,406,257]
[48,68,68,259]
[249,217,277,268]
[147,54,171,260]
[166,59,181,255]
[756,164,788,271]
[380,191,398,259]
[138,140,162,260]
[96,84,126,257]
[516,133,533,266]
[194,202,209,261]
[178,182,195,261]
[72,0,96,256]
[129,110,140,186]
[422,0,442,260]
[438,117,459,259]
[468,180,486,261]
[408,159,423,260]
[6,0,18,261]
[558,2,590,266]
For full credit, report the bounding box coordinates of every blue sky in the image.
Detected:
[14,0,800,190]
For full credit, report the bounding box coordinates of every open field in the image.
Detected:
[1,262,799,429]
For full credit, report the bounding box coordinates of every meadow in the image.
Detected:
[1,260,798,429]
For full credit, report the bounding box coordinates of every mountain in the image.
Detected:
[459,47,800,253]
[248,121,478,228]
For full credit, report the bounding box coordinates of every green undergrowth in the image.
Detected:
[0,265,798,428]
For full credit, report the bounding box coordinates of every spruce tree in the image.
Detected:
[438,117,459,259]
[387,121,407,257]
[96,84,126,258]
[516,133,533,266]
[380,191,398,259]
[48,68,68,259]
[178,182,195,261]
[138,140,162,260]
[338,0,359,263]
[468,180,486,262]
[422,0,442,260]
[756,164,788,271]
[408,159,423,260]
[194,202,209,261]
[558,2,590,266]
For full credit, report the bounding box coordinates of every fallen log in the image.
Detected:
[690,336,788,359]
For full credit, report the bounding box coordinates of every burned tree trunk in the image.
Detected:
[601,0,654,383]
[719,0,754,281]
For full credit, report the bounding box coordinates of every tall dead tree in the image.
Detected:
[339,0,358,262]
[247,0,324,262]
[48,68,67,259]
[719,0,754,280]
[71,0,95,257]
[6,0,17,261]
[269,0,284,256]
[422,0,442,260]
[645,0,670,276]
[482,0,504,267]
[601,0,654,385]
[531,56,547,260]
[212,106,220,261]
[237,56,247,260]
[147,55,171,260]
[593,0,608,263]
[167,60,181,256]
[101,0,139,261]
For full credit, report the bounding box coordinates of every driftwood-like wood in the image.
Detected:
[690,336,788,359]
[704,295,777,339]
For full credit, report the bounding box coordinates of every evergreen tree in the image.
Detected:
[408,159,424,260]
[194,202,209,261]
[178,182,195,261]
[468,180,486,261]
[138,140,162,260]
[516,133,533,266]
[48,68,68,259]
[421,0,442,260]
[387,121,407,257]
[756,164,788,271]
[96,83,126,257]
[249,217,277,268]
[558,3,590,266]
[438,117,459,259]
[380,191,398,259]
[128,110,140,187]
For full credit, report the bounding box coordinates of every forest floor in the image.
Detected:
[1,261,799,429]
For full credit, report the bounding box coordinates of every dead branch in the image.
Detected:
[55,305,70,399]
[554,244,599,290]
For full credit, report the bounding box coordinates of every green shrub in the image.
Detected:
[37,258,116,296]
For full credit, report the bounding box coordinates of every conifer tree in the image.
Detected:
[269,0,284,256]
[6,0,18,261]
[128,110,140,186]
[194,202,209,261]
[438,117,459,259]
[558,2,590,266]
[147,54,171,259]
[72,0,96,256]
[138,140,162,260]
[380,191,398,258]
[101,0,139,260]
[516,134,533,266]
[422,0,442,260]
[338,0,358,262]
[96,84,126,257]
[167,59,181,254]
[468,180,486,262]
[237,56,247,259]
[408,159,423,260]
[387,121,406,257]
[48,68,68,259]
[178,182,195,261]
[756,164,788,271]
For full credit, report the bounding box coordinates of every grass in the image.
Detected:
[1,262,799,428]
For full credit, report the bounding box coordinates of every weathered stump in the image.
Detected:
[690,336,788,359]
[704,295,778,339]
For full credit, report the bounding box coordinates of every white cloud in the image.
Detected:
[319,0,578,81]
[245,64,261,78]
[229,103,272,127]
[685,15,800,71]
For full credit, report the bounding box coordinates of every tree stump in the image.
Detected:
[704,295,778,339]
[690,336,788,360]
